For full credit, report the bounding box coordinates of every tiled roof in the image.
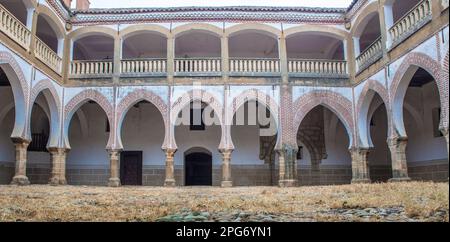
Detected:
[49,0,367,25]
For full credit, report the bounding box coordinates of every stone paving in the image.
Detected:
[0,182,448,222]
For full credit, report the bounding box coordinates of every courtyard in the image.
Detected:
[0,182,448,222]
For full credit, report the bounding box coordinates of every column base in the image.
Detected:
[11,175,30,186]
[278,179,297,187]
[221,181,233,188]
[108,178,121,187]
[351,178,371,184]
[49,177,67,186]
[164,179,176,187]
[388,177,412,183]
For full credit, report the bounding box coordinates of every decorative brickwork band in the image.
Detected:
[108,149,121,187]
[350,147,371,184]
[48,148,68,185]
[10,138,31,185]
[387,137,411,182]
[220,149,233,187]
[164,148,177,187]
[277,144,298,187]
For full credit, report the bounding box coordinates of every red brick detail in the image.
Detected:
[293,90,354,145]
[390,52,447,129]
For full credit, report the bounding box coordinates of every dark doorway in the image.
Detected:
[185,151,212,186]
[120,151,143,185]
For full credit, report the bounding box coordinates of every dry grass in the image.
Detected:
[0,182,448,222]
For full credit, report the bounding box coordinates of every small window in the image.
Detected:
[296,146,303,160]
[190,107,205,131]
[106,118,110,133]
[432,108,443,137]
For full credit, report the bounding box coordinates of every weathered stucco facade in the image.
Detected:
[0,0,448,187]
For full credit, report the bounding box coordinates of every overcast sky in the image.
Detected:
[83,0,353,9]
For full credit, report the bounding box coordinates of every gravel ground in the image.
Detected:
[0,182,448,222]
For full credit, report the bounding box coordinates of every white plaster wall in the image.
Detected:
[322,108,352,165]
[404,82,447,163]
[121,102,166,165]
[66,103,109,167]
[0,88,15,163]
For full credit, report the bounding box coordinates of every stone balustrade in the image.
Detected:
[175,58,221,74]
[70,60,114,78]
[121,59,167,75]
[229,58,280,74]
[34,37,62,74]
[288,59,348,77]
[389,0,432,47]
[356,37,383,73]
[0,4,31,50]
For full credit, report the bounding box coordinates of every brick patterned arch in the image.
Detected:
[170,89,224,148]
[228,88,279,125]
[390,52,447,136]
[64,89,114,149]
[0,51,30,139]
[442,51,449,129]
[30,79,61,112]
[29,79,62,147]
[356,79,391,147]
[293,90,355,147]
[0,51,29,98]
[116,89,168,149]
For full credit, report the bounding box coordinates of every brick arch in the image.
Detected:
[390,52,446,137]
[116,89,168,149]
[0,51,30,139]
[170,89,224,149]
[0,51,29,100]
[356,79,391,147]
[228,88,279,125]
[63,89,114,149]
[29,79,62,147]
[293,90,355,147]
[442,51,449,129]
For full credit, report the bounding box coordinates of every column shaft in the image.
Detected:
[388,137,411,182]
[49,148,68,185]
[108,149,121,187]
[350,148,371,184]
[11,139,30,185]
[164,148,176,187]
[220,149,233,187]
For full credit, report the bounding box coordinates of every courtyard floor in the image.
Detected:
[0,182,448,222]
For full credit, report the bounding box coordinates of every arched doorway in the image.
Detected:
[184,147,212,186]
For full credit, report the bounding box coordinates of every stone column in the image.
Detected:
[48,148,68,185]
[10,138,31,185]
[108,149,121,187]
[28,9,38,55]
[164,148,177,187]
[350,147,371,184]
[387,137,411,182]
[112,36,122,84]
[440,126,449,159]
[221,36,229,81]
[278,34,289,83]
[220,149,233,187]
[166,36,175,79]
[277,145,298,187]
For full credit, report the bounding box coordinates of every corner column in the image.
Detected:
[221,35,229,81]
[48,148,69,185]
[277,145,298,187]
[350,147,371,184]
[220,149,233,187]
[108,149,121,187]
[387,137,411,182]
[164,148,177,187]
[440,126,449,159]
[10,138,31,185]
